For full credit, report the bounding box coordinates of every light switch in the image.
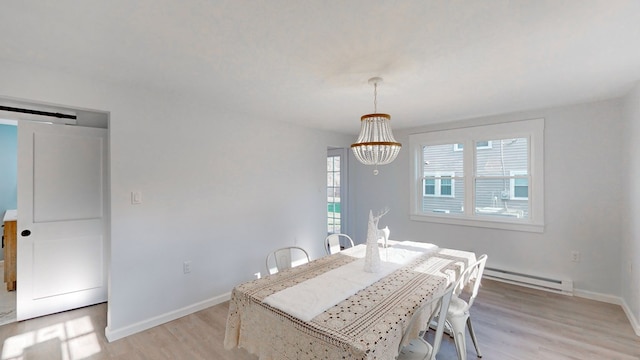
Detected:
[131,191,142,205]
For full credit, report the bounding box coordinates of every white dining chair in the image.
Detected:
[265,246,310,275]
[397,282,455,360]
[446,254,488,360]
[324,233,355,255]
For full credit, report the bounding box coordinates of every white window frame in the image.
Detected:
[409,118,544,233]
[423,172,455,197]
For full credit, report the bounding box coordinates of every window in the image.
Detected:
[424,178,435,195]
[327,148,348,234]
[423,172,455,197]
[510,170,528,200]
[327,153,341,234]
[409,119,544,232]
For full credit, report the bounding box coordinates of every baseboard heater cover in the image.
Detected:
[484,267,573,295]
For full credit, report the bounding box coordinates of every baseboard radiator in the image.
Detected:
[484,267,574,295]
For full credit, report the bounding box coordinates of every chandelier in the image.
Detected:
[351,77,401,175]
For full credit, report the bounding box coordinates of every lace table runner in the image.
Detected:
[263,244,437,322]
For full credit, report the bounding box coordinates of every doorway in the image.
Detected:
[0,119,17,326]
[0,98,109,324]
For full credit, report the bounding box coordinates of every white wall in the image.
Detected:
[622,82,640,334]
[0,60,353,339]
[349,99,625,297]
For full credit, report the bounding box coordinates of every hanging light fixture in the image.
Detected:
[351,77,401,175]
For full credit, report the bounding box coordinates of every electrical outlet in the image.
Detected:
[183,261,192,274]
[254,272,261,279]
[570,251,580,263]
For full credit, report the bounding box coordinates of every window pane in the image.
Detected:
[514,177,528,198]
[514,178,527,186]
[440,177,452,196]
[514,185,528,198]
[422,144,462,211]
[421,186,464,214]
[327,172,341,187]
[423,144,463,176]
[476,138,528,177]
[474,138,529,218]
[424,179,435,195]
[475,179,529,218]
[328,202,341,213]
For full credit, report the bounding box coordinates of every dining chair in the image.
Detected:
[265,246,310,275]
[446,254,488,360]
[324,233,355,255]
[397,282,455,360]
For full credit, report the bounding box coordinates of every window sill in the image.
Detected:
[410,214,544,233]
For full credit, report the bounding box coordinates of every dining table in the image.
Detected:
[224,240,476,360]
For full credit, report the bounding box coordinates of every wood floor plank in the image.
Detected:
[0,279,638,359]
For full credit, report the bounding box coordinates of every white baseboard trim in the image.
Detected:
[104,291,231,342]
[573,288,622,304]
[620,297,640,337]
[573,289,640,337]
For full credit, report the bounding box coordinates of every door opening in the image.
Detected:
[0,97,109,323]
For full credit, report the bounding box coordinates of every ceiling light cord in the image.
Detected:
[373,82,378,113]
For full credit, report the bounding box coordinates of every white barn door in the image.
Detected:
[17,121,108,320]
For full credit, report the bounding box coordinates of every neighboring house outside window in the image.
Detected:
[409,118,544,232]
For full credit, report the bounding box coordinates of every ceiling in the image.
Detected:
[1,1,639,134]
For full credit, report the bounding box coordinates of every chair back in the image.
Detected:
[266,246,310,275]
[324,234,355,255]
[454,254,488,310]
[398,282,455,360]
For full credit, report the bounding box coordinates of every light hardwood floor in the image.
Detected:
[0,262,17,327]
[0,279,638,359]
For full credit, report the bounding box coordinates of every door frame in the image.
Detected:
[0,96,110,321]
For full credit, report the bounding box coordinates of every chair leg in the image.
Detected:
[466,317,482,358]
[448,315,468,360]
